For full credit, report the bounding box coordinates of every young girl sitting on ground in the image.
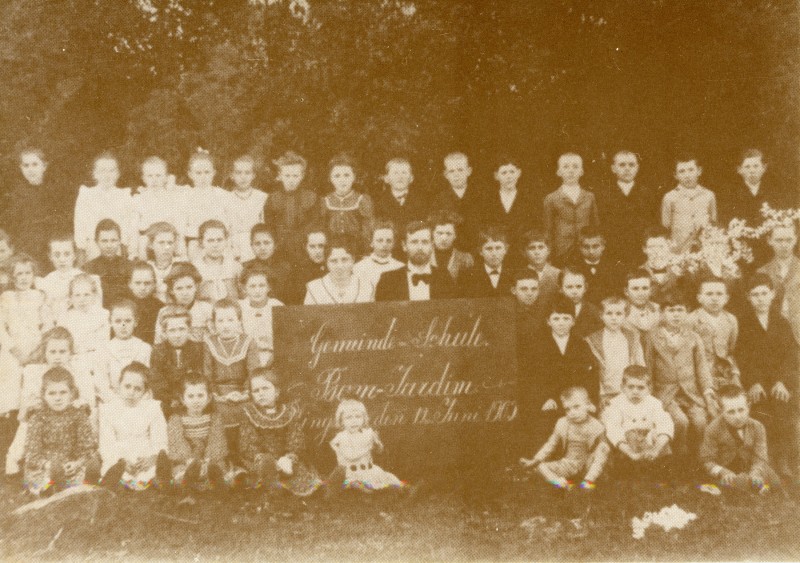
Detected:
[238,368,321,497]
[99,361,169,491]
[23,367,99,496]
[520,386,608,490]
[329,399,404,492]
[167,376,227,492]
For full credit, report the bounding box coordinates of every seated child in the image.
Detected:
[661,155,717,252]
[167,376,227,491]
[227,155,267,262]
[6,327,94,475]
[37,234,101,317]
[602,365,675,480]
[458,226,513,298]
[352,220,404,288]
[329,399,404,492]
[0,254,52,366]
[99,361,170,491]
[623,269,661,335]
[520,386,608,490]
[242,224,291,303]
[155,262,213,343]
[193,220,241,302]
[238,368,321,496]
[126,261,162,345]
[286,227,328,305]
[56,273,109,356]
[645,292,714,457]
[203,299,260,450]
[700,384,780,493]
[238,266,284,368]
[82,218,130,308]
[145,222,180,303]
[585,297,645,409]
[150,306,203,416]
[94,300,152,404]
[521,230,561,307]
[688,278,740,394]
[23,367,99,496]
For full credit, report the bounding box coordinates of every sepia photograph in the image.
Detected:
[0,0,798,559]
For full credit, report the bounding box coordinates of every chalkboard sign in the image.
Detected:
[273,297,519,478]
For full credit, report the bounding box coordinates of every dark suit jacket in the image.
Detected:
[479,188,540,248]
[375,266,455,302]
[736,308,797,392]
[573,301,603,339]
[566,258,623,305]
[373,188,429,234]
[457,264,514,299]
[597,180,659,268]
[150,341,204,415]
[429,183,485,252]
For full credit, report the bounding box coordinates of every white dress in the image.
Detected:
[36,270,102,319]
[304,275,375,305]
[353,255,404,288]
[227,189,268,261]
[193,257,241,302]
[239,298,283,367]
[99,397,168,489]
[330,428,403,490]
[57,307,110,355]
[73,185,135,259]
[183,186,232,240]
[133,186,190,256]
[94,337,152,404]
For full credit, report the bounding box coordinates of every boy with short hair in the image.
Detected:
[286,227,327,305]
[640,228,679,304]
[543,152,600,265]
[352,220,404,287]
[521,230,561,307]
[511,269,545,333]
[373,157,427,233]
[458,227,513,298]
[36,233,102,317]
[645,292,714,457]
[623,269,661,335]
[661,155,717,252]
[485,155,538,250]
[568,227,621,304]
[126,261,162,345]
[242,224,291,303]
[700,384,779,493]
[263,151,319,259]
[431,152,482,251]
[602,365,674,480]
[150,305,203,417]
[558,268,602,338]
[736,273,796,476]
[428,210,474,281]
[585,297,645,409]
[83,218,131,308]
[688,278,740,394]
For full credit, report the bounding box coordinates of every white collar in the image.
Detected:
[407,263,432,275]
[617,180,634,195]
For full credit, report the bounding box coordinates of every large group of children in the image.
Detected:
[0,144,797,501]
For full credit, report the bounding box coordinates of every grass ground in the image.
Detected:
[0,469,798,561]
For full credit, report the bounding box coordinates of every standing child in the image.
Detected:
[239,266,284,368]
[661,155,717,252]
[150,306,204,416]
[602,365,674,480]
[6,327,94,476]
[83,219,130,308]
[183,150,232,262]
[263,151,319,260]
[520,387,608,489]
[521,230,561,307]
[623,269,661,336]
[688,278,740,394]
[558,268,602,338]
[134,156,188,260]
[430,152,482,252]
[126,261,162,344]
[37,235,101,317]
[227,155,268,262]
[57,273,109,357]
[329,399,404,492]
[700,384,780,493]
[287,227,328,305]
[483,155,538,251]
[352,220,404,288]
[94,300,152,404]
[542,152,600,266]
[320,154,374,248]
[640,228,680,304]
[155,263,213,343]
[239,368,321,496]
[168,376,227,491]
[23,367,99,496]
[204,299,259,452]
[145,222,180,303]
[73,152,135,261]
[99,362,170,490]
[428,211,474,281]
[458,227,513,298]
[585,297,645,409]
[193,220,241,302]
[568,227,622,305]
[0,254,52,366]
[373,157,427,234]
[242,224,291,304]
[645,292,715,457]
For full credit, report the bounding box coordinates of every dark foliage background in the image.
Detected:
[1,0,797,204]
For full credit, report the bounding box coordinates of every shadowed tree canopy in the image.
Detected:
[0,0,797,196]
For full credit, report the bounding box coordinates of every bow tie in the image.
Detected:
[411,273,432,286]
